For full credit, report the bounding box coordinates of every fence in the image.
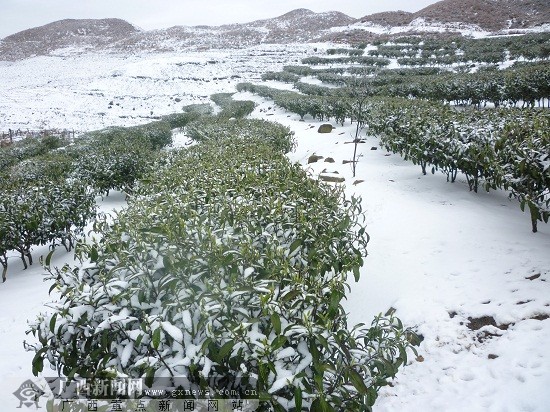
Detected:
[0,128,76,147]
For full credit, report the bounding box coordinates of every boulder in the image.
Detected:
[320,174,345,183]
[318,124,333,133]
[307,154,324,164]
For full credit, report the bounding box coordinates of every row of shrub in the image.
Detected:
[276,61,550,109]
[0,134,70,171]
[238,83,550,232]
[373,62,550,107]
[369,32,550,62]
[236,83,353,126]
[0,108,214,281]
[326,48,364,56]
[28,112,419,410]
[302,56,391,67]
[210,93,256,119]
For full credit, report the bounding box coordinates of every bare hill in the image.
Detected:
[0,10,354,60]
[0,18,139,60]
[359,0,550,31]
[359,11,413,27]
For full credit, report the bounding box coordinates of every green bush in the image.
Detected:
[29,119,418,411]
[0,134,70,171]
[185,116,296,154]
[0,174,96,281]
[211,93,256,119]
[73,121,172,195]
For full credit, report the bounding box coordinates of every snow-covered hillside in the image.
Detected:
[0,44,324,133]
[1,39,550,411]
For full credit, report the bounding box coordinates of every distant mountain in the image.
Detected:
[0,18,139,60]
[113,8,355,52]
[358,0,550,31]
[1,3,549,61]
[0,9,354,60]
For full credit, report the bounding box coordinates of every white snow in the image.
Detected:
[1,42,550,412]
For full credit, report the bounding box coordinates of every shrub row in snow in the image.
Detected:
[287,62,550,109]
[0,164,96,281]
[28,117,419,411]
[0,117,179,281]
[0,134,70,171]
[362,98,550,233]
[210,93,257,120]
[239,82,549,232]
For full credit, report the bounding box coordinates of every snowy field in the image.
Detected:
[1,44,550,411]
[0,44,322,133]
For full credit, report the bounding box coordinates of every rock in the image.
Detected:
[318,124,333,133]
[371,146,378,150]
[319,175,345,183]
[307,154,324,164]
[324,157,335,163]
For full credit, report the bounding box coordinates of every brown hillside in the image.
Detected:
[359,11,414,26]
[415,0,550,31]
[0,18,139,60]
[358,0,550,31]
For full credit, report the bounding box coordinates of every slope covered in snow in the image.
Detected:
[1,33,550,411]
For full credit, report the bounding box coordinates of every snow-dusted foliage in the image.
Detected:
[363,98,550,232]
[71,121,172,196]
[28,118,418,411]
[0,151,96,281]
[496,116,550,233]
[239,77,550,232]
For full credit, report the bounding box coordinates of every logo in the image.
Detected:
[13,379,44,408]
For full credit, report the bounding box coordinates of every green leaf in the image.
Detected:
[32,348,47,376]
[145,366,155,388]
[310,396,334,412]
[152,328,161,350]
[90,245,99,263]
[289,239,302,255]
[294,386,303,411]
[353,266,360,282]
[282,289,300,302]
[271,313,282,335]
[366,386,378,407]
[271,336,287,351]
[49,314,58,333]
[348,369,369,395]
[218,340,235,360]
[328,290,342,317]
[44,250,55,267]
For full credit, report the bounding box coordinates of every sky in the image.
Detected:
[0,0,442,39]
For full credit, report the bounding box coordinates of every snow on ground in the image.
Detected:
[0,43,321,133]
[1,46,550,411]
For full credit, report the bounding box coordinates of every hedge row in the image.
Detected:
[28,115,419,411]
[238,83,549,232]
[0,113,188,281]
